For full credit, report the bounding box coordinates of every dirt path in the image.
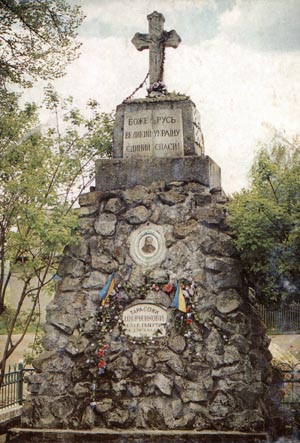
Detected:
[0,334,36,367]
[271,334,300,354]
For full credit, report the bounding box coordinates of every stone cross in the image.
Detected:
[132,11,181,86]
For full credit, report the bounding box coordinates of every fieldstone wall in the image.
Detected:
[22,180,280,432]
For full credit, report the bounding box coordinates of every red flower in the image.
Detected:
[187,318,193,324]
[98,359,106,368]
[164,283,173,293]
[97,351,104,357]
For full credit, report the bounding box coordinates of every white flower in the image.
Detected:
[183,290,190,298]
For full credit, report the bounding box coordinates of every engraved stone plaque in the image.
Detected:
[129,224,166,266]
[122,303,167,338]
[123,110,153,158]
[123,109,184,158]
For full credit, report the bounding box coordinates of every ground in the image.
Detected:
[0,335,36,367]
[270,334,300,361]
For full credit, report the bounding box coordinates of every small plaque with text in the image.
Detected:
[122,303,167,338]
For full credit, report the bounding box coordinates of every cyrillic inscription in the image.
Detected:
[124,109,184,158]
[122,303,167,338]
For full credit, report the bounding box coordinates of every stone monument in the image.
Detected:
[8,11,281,443]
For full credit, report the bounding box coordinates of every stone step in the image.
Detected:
[6,427,269,443]
[0,407,22,436]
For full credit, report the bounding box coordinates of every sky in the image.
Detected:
[24,0,300,194]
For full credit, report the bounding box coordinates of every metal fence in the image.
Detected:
[258,303,300,333]
[273,361,300,405]
[0,363,33,410]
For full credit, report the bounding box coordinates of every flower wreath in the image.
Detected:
[91,278,198,374]
[85,278,200,408]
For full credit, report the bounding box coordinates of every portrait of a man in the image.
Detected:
[141,235,156,254]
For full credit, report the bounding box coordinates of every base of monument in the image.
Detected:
[95,156,221,192]
[6,427,269,443]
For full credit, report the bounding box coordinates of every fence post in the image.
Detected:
[17,361,24,405]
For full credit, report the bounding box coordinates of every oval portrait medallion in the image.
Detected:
[129,224,166,266]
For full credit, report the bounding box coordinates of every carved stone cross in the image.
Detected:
[132,11,181,86]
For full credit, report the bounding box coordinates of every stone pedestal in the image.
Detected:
[95,156,221,191]
[21,177,280,435]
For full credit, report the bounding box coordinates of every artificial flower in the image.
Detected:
[164,282,173,293]
[98,359,106,369]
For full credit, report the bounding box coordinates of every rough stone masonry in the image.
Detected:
[22,179,280,433]
[21,10,281,439]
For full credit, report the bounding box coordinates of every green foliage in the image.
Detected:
[0,0,84,88]
[0,88,114,374]
[229,141,300,306]
[0,87,114,297]
[24,330,44,365]
[0,305,39,335]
